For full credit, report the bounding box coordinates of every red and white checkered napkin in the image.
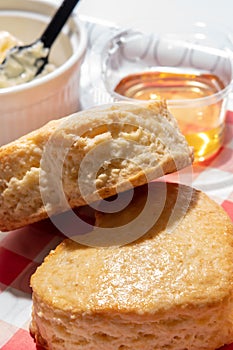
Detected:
[0,112,233,350]
[0,220,63,349]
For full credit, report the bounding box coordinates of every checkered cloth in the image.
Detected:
[0,111,232,349]
[0,15,233,347]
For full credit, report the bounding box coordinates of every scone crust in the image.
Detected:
[31,183,233,313]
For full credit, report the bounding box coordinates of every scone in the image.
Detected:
[0,101,193,231]
[30,182,233,350]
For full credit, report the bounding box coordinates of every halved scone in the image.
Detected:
[0,101,192,231]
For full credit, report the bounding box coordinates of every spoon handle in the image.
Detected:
[40,0,81,48]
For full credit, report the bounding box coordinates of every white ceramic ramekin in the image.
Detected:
[0,0,87,146]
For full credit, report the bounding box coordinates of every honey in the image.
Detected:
[114,70,226,162]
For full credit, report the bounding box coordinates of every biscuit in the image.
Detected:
[30,182,233,350]
[0,101,193,231]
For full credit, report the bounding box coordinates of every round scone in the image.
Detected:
[30,182,233,350]
[0,100,193,232]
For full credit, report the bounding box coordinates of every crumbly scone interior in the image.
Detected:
[0,102,192,231]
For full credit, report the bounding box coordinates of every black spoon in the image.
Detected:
[0,0,81,84]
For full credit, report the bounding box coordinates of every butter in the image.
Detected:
[0,31,22,63]
[0,32,56,88]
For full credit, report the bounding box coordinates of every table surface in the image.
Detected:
[1,1,233,349]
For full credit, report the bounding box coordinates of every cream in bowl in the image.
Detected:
[0,34,56,88]
[0,30,22,63]
[0,0,87,146]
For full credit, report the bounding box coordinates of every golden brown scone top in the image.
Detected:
[31,182,233,315]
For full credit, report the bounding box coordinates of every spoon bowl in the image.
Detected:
[0,0,80,86]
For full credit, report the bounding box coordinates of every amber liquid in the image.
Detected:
[114,71,226,162]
